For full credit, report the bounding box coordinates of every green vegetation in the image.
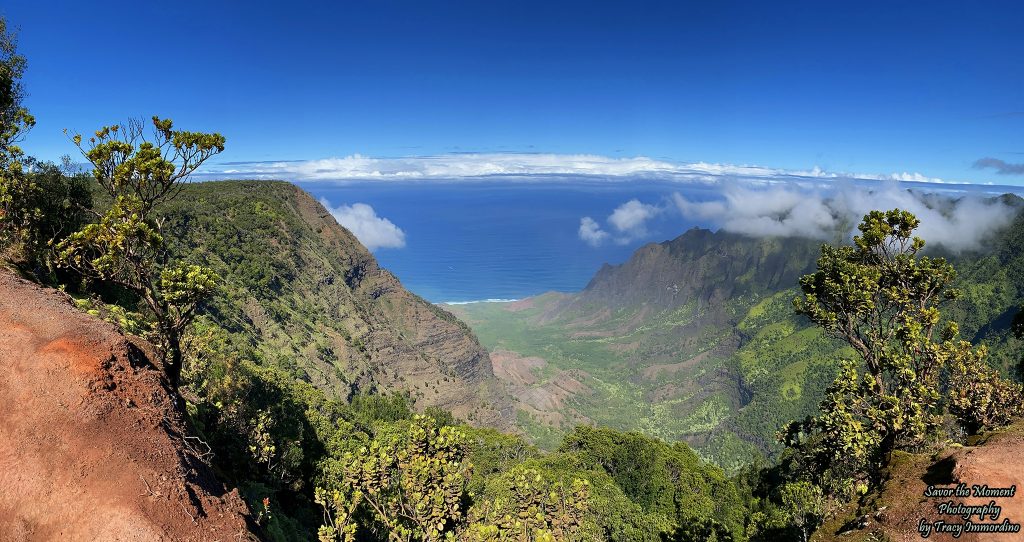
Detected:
[181,321,750,540]
[781,210,1024,502]
[56,116,225,387]
[1,20,93,278]
[3,12,1024,541]
[451,266,844,468]
[0,17,31,173]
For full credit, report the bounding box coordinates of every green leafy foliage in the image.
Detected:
[315,417,597,542]
[0,17,33,174]
[559,425,746,537]
[777,481,824,542]
[0,159,92,275]
[56,116,225,387]
[0,18,93,279]
[793,210,957,453]
[320,415,471,542]
[465,468,591,541]
[783,209,1024,503]
[947,342,1024,433]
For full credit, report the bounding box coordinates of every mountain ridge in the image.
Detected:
[159,180,514,427]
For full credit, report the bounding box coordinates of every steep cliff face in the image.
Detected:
[563,228,821,319]
[159,181,513,427]
[0,272,256,541]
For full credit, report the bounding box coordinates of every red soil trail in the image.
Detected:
[0,272,257,541]
[816,420,1024,542]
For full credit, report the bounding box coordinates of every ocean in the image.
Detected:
[302,177,1024,303]
[303,179,713,302]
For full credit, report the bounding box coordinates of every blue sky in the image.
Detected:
[3,0,1023,184]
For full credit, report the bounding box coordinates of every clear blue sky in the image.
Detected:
[3,0,1022,183]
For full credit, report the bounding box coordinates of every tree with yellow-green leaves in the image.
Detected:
[0,16,36,253]
[316,414,473,542]
[315,415,592,542]
[781,209,1024,498]
[0,17,32,174]
[57,116,225,388]
[462,468,590,541]
[0,18,92,277]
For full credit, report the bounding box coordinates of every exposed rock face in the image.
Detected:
[0,272,256,541]
[160,181,513,427]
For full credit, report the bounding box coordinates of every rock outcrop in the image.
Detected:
[0,272,256,541]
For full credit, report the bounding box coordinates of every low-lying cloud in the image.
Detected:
[608,200,661,240]
[198,152,960,185]
[578,217,610,247]
[320,199,406,251]
[578,200,664,246]
[671,183,1018,252]
[974,157,1024,175]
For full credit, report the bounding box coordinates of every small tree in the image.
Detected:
[0,16,38,257]
[0,17,33,173]
[316,416,592,542]
[783,209,1022,497]
[463,468,590,541]
[791,210,960,451]
[778,481,824,542]
[947,341,1023,433]
[1,158,92,273]
[57,116,224,388]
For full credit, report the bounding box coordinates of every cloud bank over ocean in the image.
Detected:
[200,152,967,186]
[219,153,1022,255]
[575,183,1019,252]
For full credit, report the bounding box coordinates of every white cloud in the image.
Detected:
[196,152,971,186]
[608,199,661,242]
[671,183,1018,252]
[201,154,682,181]
[578,200,664,247]
[320,199,406,251]
[578,217,610,247]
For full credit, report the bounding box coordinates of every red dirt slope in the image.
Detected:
[0,272,257,541]
[815,421,1024,542]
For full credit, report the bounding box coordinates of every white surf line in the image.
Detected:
[438,298,520,305]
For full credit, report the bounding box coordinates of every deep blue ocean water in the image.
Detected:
[303,180,714,302]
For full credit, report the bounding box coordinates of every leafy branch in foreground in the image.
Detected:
[57,116,225,388]
[316,415,592,542]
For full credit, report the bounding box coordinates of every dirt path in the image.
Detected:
[0,272,256,541]
[816,422,1024,542]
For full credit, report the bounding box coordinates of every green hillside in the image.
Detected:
[156,180,514,426]
[451,199,1024,469]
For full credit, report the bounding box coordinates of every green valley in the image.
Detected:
[451,201,1024,470]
